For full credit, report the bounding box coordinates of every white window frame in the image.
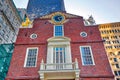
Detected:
[54,25,64,37]
[80,46,95,66]
[24,47,38,67]
[53,46,66,64]
[30,33,37,39]
[47,44,72,64]
[47,44,72,69]
[80,32,87,37]
[46,37,72,70]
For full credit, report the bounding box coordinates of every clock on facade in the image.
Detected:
[52,13,65,24]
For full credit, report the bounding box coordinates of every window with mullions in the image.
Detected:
[80,46,95,65]
[116,64,120,68]
[53,47,66,69]
[54,25,64,37]
[114,71,120,76]
[114,58,117,62]
[24,48,38,67]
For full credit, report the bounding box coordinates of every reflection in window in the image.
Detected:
[53,47,65,69]
[54,25,63,37]
[113,58,117,62]
[25,48,38,67]
[80,46,94,65]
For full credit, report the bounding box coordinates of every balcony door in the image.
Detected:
[53,47,66,69]
[46,37,72,70]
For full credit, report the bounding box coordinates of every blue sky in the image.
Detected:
[13,0,120,24]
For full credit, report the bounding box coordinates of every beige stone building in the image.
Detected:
[99,22,120,80]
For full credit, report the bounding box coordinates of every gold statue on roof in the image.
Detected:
[22,17,32,27]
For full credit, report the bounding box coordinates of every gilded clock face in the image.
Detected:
[51,12,66,24]
[53,15,64,22]
[52,13,65,23]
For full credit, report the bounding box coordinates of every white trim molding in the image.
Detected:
[54,25,64,37]
[46,37,72,69]
[24,47,38,67]
[80,46,95,66]
[38,36,80,80]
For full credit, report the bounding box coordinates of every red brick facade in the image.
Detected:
[6,12,114,80]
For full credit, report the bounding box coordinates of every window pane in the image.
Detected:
[118,71,120,75]
[25,48,37,67]
[114,71,118,76]
[116,64,119,68]
[53,47,66,69]
[53,47,65,63]
[114,58,117,62]
[54,25,63,36]
[81,46,94,65]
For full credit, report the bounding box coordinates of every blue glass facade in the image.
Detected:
[27,0,66,20]
[0,44,14,80]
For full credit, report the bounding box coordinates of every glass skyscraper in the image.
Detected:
[0,44,14,80]
[27,0,66,20]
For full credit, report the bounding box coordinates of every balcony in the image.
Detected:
[38,59,80,80]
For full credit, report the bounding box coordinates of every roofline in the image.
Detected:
[34,11,83,20]
[98,22,120,25]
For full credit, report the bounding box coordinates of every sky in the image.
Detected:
[13,0,120,24]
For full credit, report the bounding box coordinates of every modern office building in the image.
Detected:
[6,11,114,80]
[17,8,27,22]
[0,1,22,79]
[27,0,66,20]
[99,22,120,80]
[0,44,14,80]
[0,0,22,44]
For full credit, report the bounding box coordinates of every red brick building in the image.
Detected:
[6,12,114,80]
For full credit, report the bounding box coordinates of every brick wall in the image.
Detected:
[6,13,114,80]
